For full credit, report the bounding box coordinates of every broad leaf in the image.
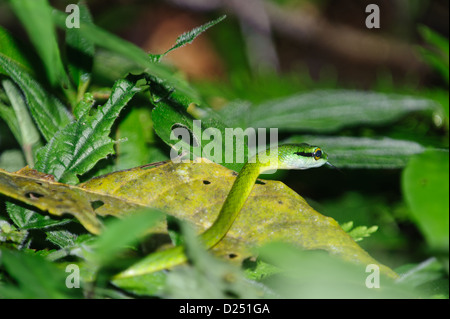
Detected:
[35,77,142,184]
[0,55,72,141]
[220,90,440,132]
[152,101,250,172]
[0,161,398,278]
[286,135,425,169]
[402,149,449,251]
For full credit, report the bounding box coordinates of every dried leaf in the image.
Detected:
[0,160,398,278]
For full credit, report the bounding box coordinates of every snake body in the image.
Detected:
[115,143,328,278]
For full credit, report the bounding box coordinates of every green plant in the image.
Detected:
[0,1,448,299]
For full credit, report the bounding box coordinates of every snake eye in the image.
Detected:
[313,148,322,160]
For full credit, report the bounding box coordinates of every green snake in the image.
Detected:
[115,143,329,278]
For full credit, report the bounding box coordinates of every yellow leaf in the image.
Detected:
[0,161,397,278]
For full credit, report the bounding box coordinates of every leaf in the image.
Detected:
[0,55,73,142]
[65,2,95,97]
[152,102,250,172]
[286,135,425,169]
[0,249,81,298]
[8,0,69,87]
[341,221,378,242]
[396,257,449,297]
[91,208,165,266]
[35,77,142,184]
[51,9,200,104]
[255,242,418,298]
[2,79,41,166]
[402,149,449,251]
[115,108,167,171]
[418,25,449,84]
[0,102,21,145]
[220,90,440,132]
[0,149,25,172]
[5,201,71,231]
[0,26,34,76]
[0,167,136,234]
[156,15,227,61]
[0,161,397,278]
[147,220,266,298]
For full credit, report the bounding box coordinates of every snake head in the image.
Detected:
[278,143,329,170]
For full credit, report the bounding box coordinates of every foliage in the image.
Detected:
[0,0,448,299]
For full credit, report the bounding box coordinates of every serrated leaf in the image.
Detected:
[221,90,440,132]
[35,77,141,184]
[159,15,227,60]
[0,55,73,141]
[6,202,71,231]
[286,135,425,169]
[51,9,200,104]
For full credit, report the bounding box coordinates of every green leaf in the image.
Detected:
[256,242,419,298]
[0,149,25,172]
[221,90,440,132]
[8,0,69,88]
[2,79,41,166]
[35,77,142,184]
[397,258,446,287]
[0,249,81,298]
[159,221,265,298]
[6,202,71,231]
[0,26,34,76]
[66,2,95,98]
[152,101,249,172]
[418,25,449,84]
[402,149,449,251]
[115,108,166,171]
[51,9,199,104]
[0,55,73,142]
[0,102,21,145]
[91,208,165,267]
[341,221,378,242]
[73,92,94,120]
[157,15,227,61]
[286,135,425,169]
